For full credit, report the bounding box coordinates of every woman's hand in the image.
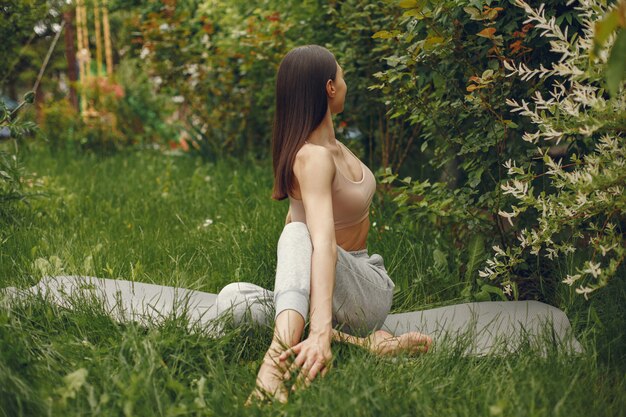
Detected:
[278,332,332,389]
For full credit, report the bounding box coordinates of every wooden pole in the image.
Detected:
[94,0,103,77]
[75,0,86,116]
[34,21,66,124]
[102,0,113,78]
[80,1,94,116]
[64,8,78,111]
[80,1,91,82]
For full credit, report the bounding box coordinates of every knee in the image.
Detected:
[282,221,310,237]
[278,222,312,250]
[215,282,247,319]
[215,282,273,326]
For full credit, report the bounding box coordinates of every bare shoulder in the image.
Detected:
[293,144,336,187]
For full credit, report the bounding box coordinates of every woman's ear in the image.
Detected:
[326,79,336,97]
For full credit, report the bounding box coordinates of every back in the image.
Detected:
[288,141,376,230]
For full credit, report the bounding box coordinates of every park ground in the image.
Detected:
[1,148,624,417]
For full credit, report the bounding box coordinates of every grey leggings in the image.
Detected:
[215,222,395,336]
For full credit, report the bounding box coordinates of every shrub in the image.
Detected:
[40,98,82,150]
[479,0,626,300]
[113,58,180,146]
[325,0,410,170]
[370,0,578,238]
[367,0,600,300]
[126,0,299,160]
[0,92,38,217]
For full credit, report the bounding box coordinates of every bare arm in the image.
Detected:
[278,146,336,384]
[292,146,337,340]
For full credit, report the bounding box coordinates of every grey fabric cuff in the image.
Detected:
[274,289,309,322]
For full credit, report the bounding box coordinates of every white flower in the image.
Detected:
[185,64,199,77]
[563,245,576,254]
[202,219,214,227]
[545,247,558,260]
[583,262,601,278]
[498,210,516,227]
[503,284,512,296]
[479,267,495,278]
[599,244,616,257]
[562,274,581,286]
[575,285,595,300]
[140,47,150,59]
[492,245,506,256]
[500,179,528,199]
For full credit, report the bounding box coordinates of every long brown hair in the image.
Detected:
[271,45,337,200]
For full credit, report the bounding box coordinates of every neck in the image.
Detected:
[307,109,335,147]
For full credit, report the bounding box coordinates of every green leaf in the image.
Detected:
[433,248,448,270]
[423,35,445,50]
[464,234,485,283]
[468,166,484,188]
[588,305,604,328]
[403,9,424,18]
[399,0,419,8]
[372,30,395,39]
[503,119,518,129]
[463,6,482,20]
[23,91,35,104]
[606,29,626,97]
[481,284,507,301]
[474,289,491,302]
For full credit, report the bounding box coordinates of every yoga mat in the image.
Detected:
[1,275,583,356]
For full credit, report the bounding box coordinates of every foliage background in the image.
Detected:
[0,0,625,415]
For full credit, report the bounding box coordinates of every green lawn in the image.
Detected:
[1,148,624,416]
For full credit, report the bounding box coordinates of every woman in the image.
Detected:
[214,45,432,404]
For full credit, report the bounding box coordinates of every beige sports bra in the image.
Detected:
[288,140,376,230]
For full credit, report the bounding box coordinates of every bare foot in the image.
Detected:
[366,330,432,356]
[245,354,289,406]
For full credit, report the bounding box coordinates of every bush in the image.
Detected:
[108,58,179,146]
[40,98,82,150]
[0,93,38,217]
[126,0,300,160]
[39,58,177,153]
[479,0,626,300]
[365,0,602,301]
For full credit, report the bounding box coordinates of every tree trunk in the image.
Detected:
[35,82,45,124]
[439,156,460,188]
[63,8,78,111]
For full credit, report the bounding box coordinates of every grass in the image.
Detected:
[1,146,625,416]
